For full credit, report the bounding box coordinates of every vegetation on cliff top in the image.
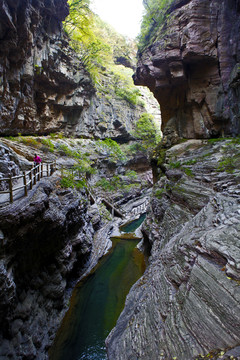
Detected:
[64,1,136,78]
[133,113,161,151]
[138,0,174,52]
[63,0,160,137]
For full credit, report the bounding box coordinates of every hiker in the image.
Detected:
[34,154,42,167]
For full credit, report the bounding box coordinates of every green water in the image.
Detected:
[120,213,146,233]
[49,216,146,360]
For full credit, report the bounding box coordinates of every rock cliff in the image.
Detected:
[0,169,109,359]
[0,0,160,141]
[0,135,153,359]
[75,79,159,143]
[134,0,240,138]
[0,0,96,136]
[106,138,240,359]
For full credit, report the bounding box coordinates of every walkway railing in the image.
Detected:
[58,166,148,219]
[131,199,149,216]
[0,162,56,204]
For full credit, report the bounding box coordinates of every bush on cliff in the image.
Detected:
[138,0,174,51]
[133,113,161,151]
[63,0,136,85]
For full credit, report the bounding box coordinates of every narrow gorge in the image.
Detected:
[0,1,239,360]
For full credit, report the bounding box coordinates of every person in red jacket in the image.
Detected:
[34,154,42,167]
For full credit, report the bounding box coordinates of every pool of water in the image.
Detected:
[49,216,146,360]
[120,213,146,233]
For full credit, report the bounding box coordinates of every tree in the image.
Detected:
[63,0,137,84]
[133,113,161,150]
[138,0,174,52]
[63,0,112,82]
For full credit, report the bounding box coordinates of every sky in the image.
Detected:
[90,0,144,39]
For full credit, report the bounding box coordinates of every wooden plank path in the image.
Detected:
[0,161,149,220]
[86,184,124,218]
[86,181,149,219]
[101,198,124,218]
[131,199,149,216]
[0,162,56,206]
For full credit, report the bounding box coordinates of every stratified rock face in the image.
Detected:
[134,0,240,138]
[0,0,161,141]
[106,139,240,360]
[0,143,20,189]
[77,86,160,143]
[0,0,94,136]
[75,93,142,143]
[0,175,97,359]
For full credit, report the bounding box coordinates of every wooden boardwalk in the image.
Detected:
[0,162,149,220]
[131,199,149,215]
[0,162,56,206]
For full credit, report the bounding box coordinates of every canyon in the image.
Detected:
[0,0,240,359]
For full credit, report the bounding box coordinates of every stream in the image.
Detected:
[49,214,146,360]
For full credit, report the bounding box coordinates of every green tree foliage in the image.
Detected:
[63,0,136,84]
[63,0,145,107]
[110,66,143,106]
[59,144,96,189]
[96,138,126,162]
[133,112,161,150]
[138,0,174,52]
[64,0,91,35]
[63,0,112,82]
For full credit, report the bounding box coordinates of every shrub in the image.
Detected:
[217,157,236,173]
[97,139,126,161]
[96,178,115,191]
[169,161,181,169]
[19,136,40,147]
[133,113,161,151]
[60,171,75,188]
[183,167,193,176]
[41,138,54,152]
[115,87,142,106]
[138,0,174,52]
[125,170,138,179]
[126,142,145,154]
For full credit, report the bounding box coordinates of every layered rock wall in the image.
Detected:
[0,0,96,136]
[134,0,240,138]
[0,175,97,359]
[0,0,160,141]
[106,139,240,360]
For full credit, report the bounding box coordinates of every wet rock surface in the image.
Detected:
[134,0,240,138]
[106,139,240,360]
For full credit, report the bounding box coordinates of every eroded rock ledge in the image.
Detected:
[134,0,240,138]
[106,139,240,360]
